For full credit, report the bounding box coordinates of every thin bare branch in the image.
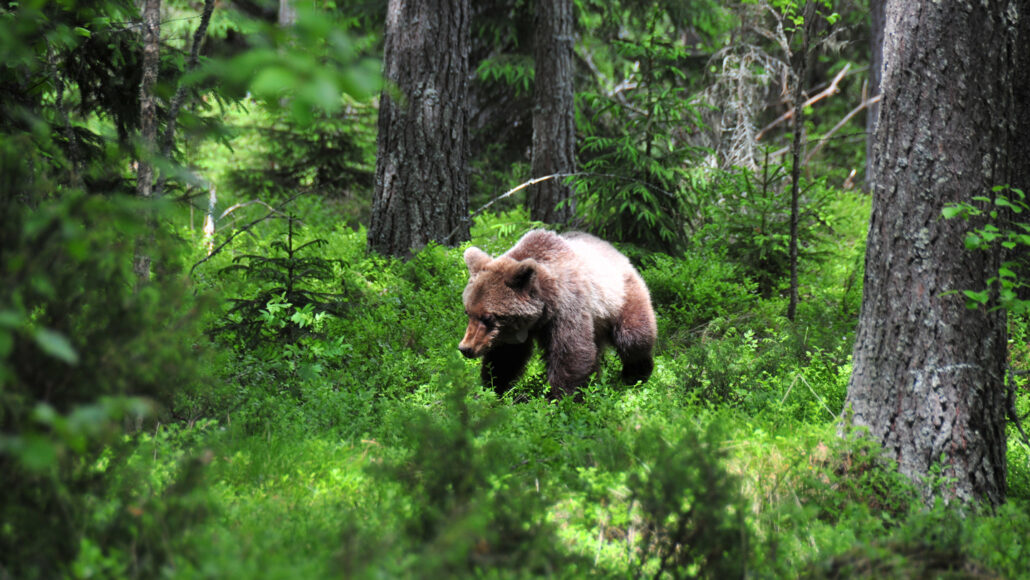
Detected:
[804,94,881,164]
[757,63,851,142]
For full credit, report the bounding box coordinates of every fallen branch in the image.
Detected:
[756,63,851,142]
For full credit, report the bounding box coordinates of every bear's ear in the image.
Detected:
[505,259,537,292]
[464,247,491,276]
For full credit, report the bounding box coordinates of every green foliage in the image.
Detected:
[573,5,708,253]
[943,186,1030,314]
[339,381,585,578]
[627,424,752,579]
[6,1,1030,578]
[0,192,211,578]
[476,53,535,97]
[698,162,837,298]
[641,250,757,337]
[188,5,381,127]
[803,502,1030,579]
[224,105,377,214]
[214,216,349,349]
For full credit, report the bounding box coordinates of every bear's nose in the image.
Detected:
[459,345,475,358]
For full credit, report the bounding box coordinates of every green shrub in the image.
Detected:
[339,379,586,578]
[697,165,836,299]
[627,423,752,579]
[640,250,757,346]
[0,193,211,578]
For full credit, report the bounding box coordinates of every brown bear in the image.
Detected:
[458,229,657,398]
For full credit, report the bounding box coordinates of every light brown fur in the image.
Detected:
[459,230,657,398]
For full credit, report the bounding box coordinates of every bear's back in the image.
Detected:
[504,230,636,317]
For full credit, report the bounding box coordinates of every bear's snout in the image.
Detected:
[459,345,477,359]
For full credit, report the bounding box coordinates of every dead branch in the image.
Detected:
[161,0,215,158]
[756,63,851,142]
[804,94,881,164]
[442,173,579,244]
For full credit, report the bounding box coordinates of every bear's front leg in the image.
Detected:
[481,341,534,396]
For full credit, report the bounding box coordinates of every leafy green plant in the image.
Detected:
[0,193,211,578]
[573,5,707,253]
[215,215,349,349]
[224,106,376,221]
[942,186,1030,314]
[627,423,752,579]
[699,162,836,299]
[339,379,585,578]
[641,250,757,343]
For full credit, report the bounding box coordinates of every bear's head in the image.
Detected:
[458,246,547,359]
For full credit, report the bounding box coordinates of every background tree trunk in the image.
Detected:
[367,0,471,256]
[134,0,161,285]
[844,0,1028,506]
[786,1,814,323]
[864,0,884,190]
[278,0,296,27]
[527,0,576,225]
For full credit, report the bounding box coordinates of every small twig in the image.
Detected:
[189,191,305,278]
[443,171,682,244]
[756,63,851,141]
[218,199,285,221]
[442,173,579,243]
[804,94,881,164]
[797,373,838,419]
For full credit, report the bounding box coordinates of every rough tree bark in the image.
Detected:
[134,0,161,285]
[367,0,471,256]
[528,0,576,225]
[864,0,885,189]
[844,0,1028,506]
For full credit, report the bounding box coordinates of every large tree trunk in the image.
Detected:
[845,0,1028,506]
[864,0,884,190]
[367,0,471,257]
[527,0,576,225]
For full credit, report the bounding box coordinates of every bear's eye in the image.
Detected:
[481,314,496,328]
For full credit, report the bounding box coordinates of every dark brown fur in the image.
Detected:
[459,230,657,398]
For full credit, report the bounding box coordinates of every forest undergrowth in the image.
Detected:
[56,190,1027,579]
[4,2,1030,577]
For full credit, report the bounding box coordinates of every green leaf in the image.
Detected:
[33,328,79,365]
[18,435,58,471]
[963,289,989,305]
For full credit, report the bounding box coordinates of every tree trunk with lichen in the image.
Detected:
[367,0,471,257]
[844,0,1029,507]
[864,0,884,190]
[528,0,575,225]
[134,0,160,285]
